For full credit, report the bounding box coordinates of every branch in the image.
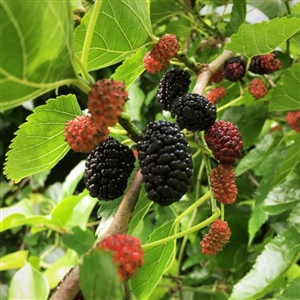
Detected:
[193,49,233,95]
[49,169,144,300]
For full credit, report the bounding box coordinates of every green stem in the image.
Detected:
[40,232,60,261]
[177,160,205,276]
[217,95,243,112]
[109,127,128,136]
[118,113,141,143]
[188,140,212,156]
[73,76,91,94]
[142,208,220,250]
[221,203,225,221]
[175,53,202,73]
[174,191,211,225]
[80,0,103,80]
[75,56,93,86]
[202,153,216,212]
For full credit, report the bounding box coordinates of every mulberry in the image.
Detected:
[64,115,109,153]
[210,164,237,204]
[249,54,281,75]
[137,120,193,206]
[206,86,227,105]
[171,93,216,132]
[286,111,300,133]
[84,137,135,200]
[88,79,128,128]
[200,218,231,255]
[97,234,144,281]
[223,56,246,82]
[204,120,243,164]
[248,78,268,99]
[157,68,191,111]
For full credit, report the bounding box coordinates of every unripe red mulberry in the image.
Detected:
[200,218,231,255]
[206,86,227,105]
[97,234,144,281]
[143,34,180,74]
[210,164,237,204]
[248,78,268,99]
[286,111,300,133]
[209,69,223,84]
[88,79,128,128]
[64,115,109,153]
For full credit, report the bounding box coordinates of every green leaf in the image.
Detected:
[226,17,300,57]
[51,190,89,227]
[274,277,300,300]
[225,0,246,36]
[0,0,77,111]
[66,194,98,231]
[271,137,300,187]
[269,63,300,112]
[237,101,268,149]
[0,199,34,232]
[262,177,300,215]
[150,0,180,25]
[4,94,81,182]
[248,204,269,245]
[79,250,122,300]
[247,0,287,19]
[61,160,85,200]
[288,202,300,232]
[0,250,28,271]
[131,220,177,299]
[62,227,95,257]
[236,132,282,176]
[8,263,49,300]
[111,48,148,89]
[74,0,152,72]
[230,227,300,300]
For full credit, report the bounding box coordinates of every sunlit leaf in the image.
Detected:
[248,204,269,246]
[269,63,300,112]
[0,250,29,271]
[8,264,49,299]
[0,0,77,110]
[230,227,300,300]
[271,137,300,187]
[131,220,177,299]
[111,48,148,89]
[262,176,300,215]
[74,0,152,71]
[226,17,300,57]
[150,0,180,24]
[4,95,81,182]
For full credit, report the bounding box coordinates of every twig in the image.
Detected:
[193,49,233,95]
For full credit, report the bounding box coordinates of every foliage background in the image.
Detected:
[0,0,300,299]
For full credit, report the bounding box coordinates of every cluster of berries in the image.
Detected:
[205,53,281,104]
[64,79,128,153]
[222,54,280,99]
[143,34,180,74]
